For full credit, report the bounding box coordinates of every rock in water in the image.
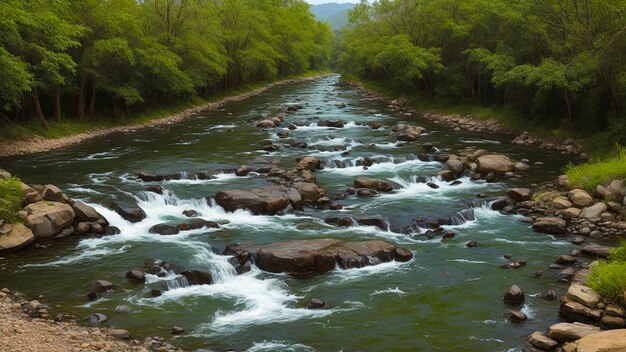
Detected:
[170,326,185,335]
[0,223,35,253]
[547,322,601,342]
[504,285,524,306]
[308,298,326,309]
[213,186,300,215]
[149,224,179,235]
[229,239,409,275]
[125,270,145,283]
[353,177,394,192]
[72,201,107,223]
[89,280,116,292]
[25,201,75,237]
[532,217,567,234]
[527,331,558,351]
[181,270,212,285]
[476,155,513,175]
[115,206,146,223]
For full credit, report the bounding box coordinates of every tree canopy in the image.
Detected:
[0,0,332,128]
[334,0,626,137]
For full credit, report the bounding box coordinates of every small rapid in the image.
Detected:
[0,74,575,352]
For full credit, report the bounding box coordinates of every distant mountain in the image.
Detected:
[310,3,356,30]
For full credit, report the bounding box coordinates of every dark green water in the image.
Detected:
[0,75,580,351]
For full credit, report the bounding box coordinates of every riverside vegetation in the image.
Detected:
[1,0,626,351]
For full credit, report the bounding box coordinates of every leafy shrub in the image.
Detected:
[0,177,24,223]
[609,242,626,262]
[588,261,626,301]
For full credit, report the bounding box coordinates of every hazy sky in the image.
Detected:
[305,0,359,4]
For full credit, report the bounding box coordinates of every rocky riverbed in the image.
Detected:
[0,74,624,351]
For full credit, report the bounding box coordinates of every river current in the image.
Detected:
[0,75,577,351]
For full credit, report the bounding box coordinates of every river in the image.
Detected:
[0,74,577,351]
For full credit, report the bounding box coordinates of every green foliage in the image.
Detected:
[0,177,24,224]
[0,0,331,129]
[588,260,626,301]
[566,146,626,191]
[609,242,626,263]
[334,0,626,138]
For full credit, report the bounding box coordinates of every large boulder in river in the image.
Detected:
[476,155,513,175]
[574,329,626,352]
[445,159,465,175]
[115,206,146,223]
[214,186,300,215]
[353,177,394,193]
[72,201,107,224]
[0,223,35,253]
[293,182,323,203]
[24,201,75,238]
[547,322,601,342]
[230,239,412,275]
[532,217,567,234]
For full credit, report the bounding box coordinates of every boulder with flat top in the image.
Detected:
[213,186,301,215]
[225,238,412,275]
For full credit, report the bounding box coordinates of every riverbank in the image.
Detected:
[340,77,626,158]
[0,287,183,352]
[0,72,330,157]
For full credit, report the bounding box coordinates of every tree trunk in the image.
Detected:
[77,77,86,121]
[0,111,13,124]
[53,83,61,122]
[563,90,573,122]
[88,79,96,118]
[112,96,118,117]
[32,90,50,130]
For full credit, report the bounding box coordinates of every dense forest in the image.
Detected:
[0,0,331,130]
[333,0,626,142]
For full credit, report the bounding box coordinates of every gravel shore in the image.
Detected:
[0,288,183,352]
[0,74,329,157]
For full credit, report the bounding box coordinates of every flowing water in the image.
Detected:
[0,75,579,351]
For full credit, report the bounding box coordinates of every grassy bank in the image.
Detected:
[565,147,626,191]
[1,70,329,141]
[589,242,626,300]
[0,177,23,223]
[344,76,621,157]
